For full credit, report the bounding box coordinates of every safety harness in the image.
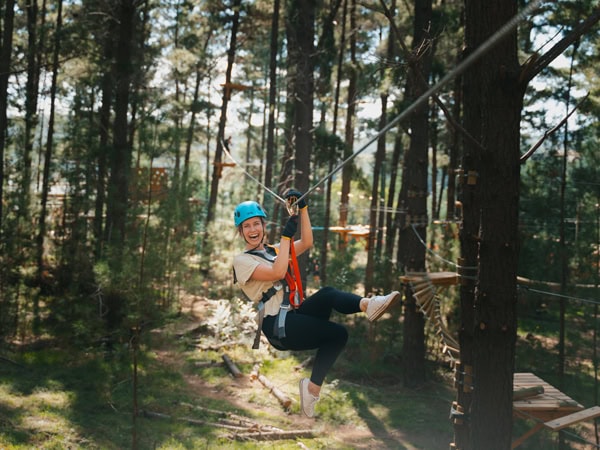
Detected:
[235,244,304,349]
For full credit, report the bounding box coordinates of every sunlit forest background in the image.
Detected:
[1,0,599,449]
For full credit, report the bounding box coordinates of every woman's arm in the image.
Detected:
[294,207,313,256]
[248,215,297,282]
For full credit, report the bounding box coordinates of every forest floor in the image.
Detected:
[3,289,596,449]
[155,291,456,449]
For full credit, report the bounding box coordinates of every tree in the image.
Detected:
[397,0,434,388]
[338,0,357,236]
[457,2,600,449]
[206,0,242,228]
[319,0,347,286]
[105,0,140,251]
[37,0,64,287]
[0,0,15,236]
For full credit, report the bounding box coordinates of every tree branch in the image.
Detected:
[520,93,589,164]
[520,6,600,85]
[377,0,485,152]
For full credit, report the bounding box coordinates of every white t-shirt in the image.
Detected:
[233,248,285,318]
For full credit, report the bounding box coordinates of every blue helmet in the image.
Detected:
[234,201,267,227]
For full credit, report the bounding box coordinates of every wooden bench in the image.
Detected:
[512,373,600,448]
[544,406,600,431]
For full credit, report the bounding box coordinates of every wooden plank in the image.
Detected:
[544,406,600,431]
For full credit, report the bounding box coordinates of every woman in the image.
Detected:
[232,190,400,418]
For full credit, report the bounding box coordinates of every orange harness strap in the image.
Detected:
[287,243,304,308]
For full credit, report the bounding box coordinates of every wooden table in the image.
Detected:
[512,372,600,448]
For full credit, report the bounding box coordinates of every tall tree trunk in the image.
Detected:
[398,0,433,389]
[365,94,387,295]
[384,132,403,277]
[37,0,63,302]
[263,0,280,210]
[446,71,462,222]
[20,0,41,229]
[206,0,241,224]
[0,0,16,235]
[94,28,115,258]
[105,0,137,249]
[453,4,482,446]
[287,0,314,195]
[467,1,521,448]
[183,65,202,194]
[367,2,396,293]
[338,0,357,239]
[321,0,348,285]
[285,0,315,284]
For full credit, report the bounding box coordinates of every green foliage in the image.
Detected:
[326,242,363,292]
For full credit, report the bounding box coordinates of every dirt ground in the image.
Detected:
[152,292,453,449]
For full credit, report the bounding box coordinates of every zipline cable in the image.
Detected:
[294,0,544,206]
[223,0,544,212]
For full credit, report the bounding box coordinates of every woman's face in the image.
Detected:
[240,217,265,247]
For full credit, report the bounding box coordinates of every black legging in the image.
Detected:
[261,286,362,386]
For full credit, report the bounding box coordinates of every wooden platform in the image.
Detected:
[512,372,599,448]
[513,372,582,422]
[400,271,459,287]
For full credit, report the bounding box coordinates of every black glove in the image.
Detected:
[284,189,307,209]
[282,215,298,239]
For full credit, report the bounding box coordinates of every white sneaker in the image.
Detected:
[366,291,400,322]
[299,378,319,418]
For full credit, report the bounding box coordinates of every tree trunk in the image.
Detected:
[320,0,348,285]
[206,0,242,225]
[105,0,137,249]
[338,0,357,238]
[384,132,403,286]
[0,0,16,235]
[20,0,41,229]
[37,0,63,306]
[367,0,396,293]
[399,0,433,389]
[263,0,281,209]
[453,7,481,448]
[289,0,313,197]
[365,93,387,295]
[284,0,315,283]
[466,1,521,448]
[446,72,462,222]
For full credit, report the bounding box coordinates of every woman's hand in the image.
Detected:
[282,215,298,239]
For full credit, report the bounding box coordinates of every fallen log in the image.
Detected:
[141,409,251,431]
[195,340,245,351]
[513,385,544,401]
[232,429,317,441]
[222,353,244,378]
[255,373,292,408]
[250,364,260,380]
[179,402,283,432]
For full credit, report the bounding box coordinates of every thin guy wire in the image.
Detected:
[411,224,477,270]
[518,285,600,306]
[221,138,287,206]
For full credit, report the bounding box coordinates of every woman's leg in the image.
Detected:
[298,286,362,320]
[262,312,348,387]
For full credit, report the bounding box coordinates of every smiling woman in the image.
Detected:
[232,189,400,418]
